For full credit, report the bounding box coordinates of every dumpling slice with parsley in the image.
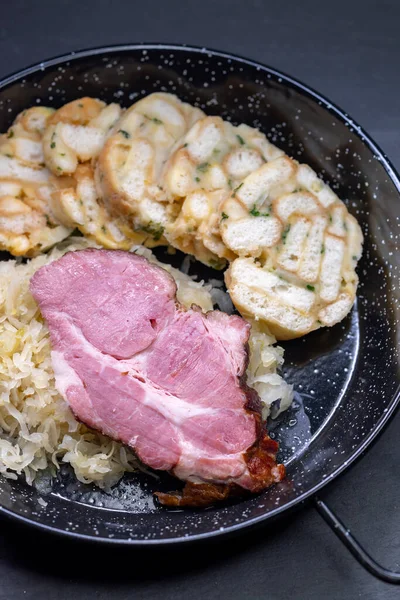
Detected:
[42,97,122,176]
[54,164,159,250]
[95,93,204,245]
[162,115,283,267]
[221,156,363,339]
[0,107,72,256]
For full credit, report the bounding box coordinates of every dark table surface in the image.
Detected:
[0,1,399,598]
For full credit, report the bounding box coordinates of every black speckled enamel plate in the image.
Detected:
[0,44,399,544]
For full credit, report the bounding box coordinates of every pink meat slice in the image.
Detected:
[30,249,284,506]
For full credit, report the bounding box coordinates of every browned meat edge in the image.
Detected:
[155,340,285,508]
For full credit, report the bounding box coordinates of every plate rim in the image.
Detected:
[0,42,399,545]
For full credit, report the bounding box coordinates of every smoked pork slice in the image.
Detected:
[30,249,284,506]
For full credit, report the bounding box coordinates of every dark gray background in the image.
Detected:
[0,1,399,598]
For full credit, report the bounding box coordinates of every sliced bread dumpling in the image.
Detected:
[166,189,236,269]
[221,156,363,339]
[54,164,159,250]
[43,98,122,176]
[0,107,72,256]
[162,115,283,266]
[163,116,283,198]
[95,93,204,243]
